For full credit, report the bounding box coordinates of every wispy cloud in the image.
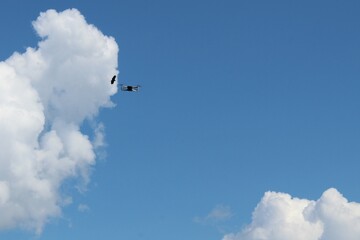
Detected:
[77,204,90,213]
[0,9,118,234]
[194,204,233,225]
[223,188,360,240]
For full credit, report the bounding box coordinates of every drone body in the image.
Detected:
[120,84,141,92]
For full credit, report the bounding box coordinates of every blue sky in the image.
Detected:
[1,1,360,239]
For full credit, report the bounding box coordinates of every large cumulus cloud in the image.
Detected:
[223,188,360,240]
[0,9,118,233]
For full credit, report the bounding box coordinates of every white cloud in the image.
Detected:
[222,188,360,240]
[0,9,118,234]
[92,122,106,149]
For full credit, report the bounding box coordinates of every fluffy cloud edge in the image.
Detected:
[0,8,118,234]
[222,188,360,240]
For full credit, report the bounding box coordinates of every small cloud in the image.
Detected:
[92,122,106,149]
[77,204,90,213]
[194,204,233,225]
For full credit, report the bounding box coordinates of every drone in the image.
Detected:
[111,75,141,92]
[120,84,141,92]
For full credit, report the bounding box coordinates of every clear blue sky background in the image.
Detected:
[1,0,360,239]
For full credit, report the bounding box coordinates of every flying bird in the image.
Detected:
[111,75,116,84]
